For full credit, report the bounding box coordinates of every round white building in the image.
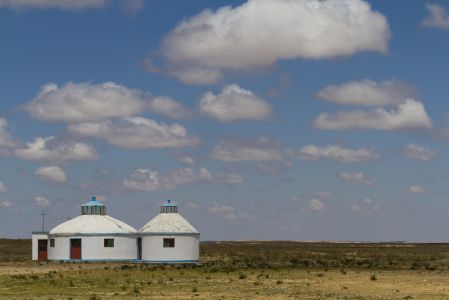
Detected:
[47,197,138,262]
[139,200,200,264]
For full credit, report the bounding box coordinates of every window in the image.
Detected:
[104,239,114,248]
[50,239,55,248]
[163,238,175,248]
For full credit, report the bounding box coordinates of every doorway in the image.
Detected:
[37,239,47,261]
[70,239,82,260]
[137,238,142,260]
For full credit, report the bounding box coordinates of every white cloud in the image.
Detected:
[15,136,97,162]
[211,137,286,162]
[148,96,192,120]
[199,84,271,122]
[208,204,236,220]
[35,196,50,207]
[339,171,375,184]
[399,143,436,161]
[215,173,246,184]
[314,99,433,130]
[174,153,195,166]
[0,198,12,208]
[316,79,416,106]
[298,145,380,163]
[0,0,106,10]
[421,3,449,30]
[68,117,198,149]
[403,185,427,194]
[25,82,147,123]
[309,199,325,211]
[124,167,244,191]
[0,118,20,155]
[0,182,6,192]
[124,168,179,192]
[35,166,67,183]
[157,0,390,84]
[314,191,332,198]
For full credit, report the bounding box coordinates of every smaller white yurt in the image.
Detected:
[139,200,199,264]
[47,197,137,262]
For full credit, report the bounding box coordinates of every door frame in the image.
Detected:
[70,238,82,260]
[37,239,48,261]
[137,237,142,260]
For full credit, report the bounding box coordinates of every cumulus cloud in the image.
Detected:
[35,196,50,207]
[68,117,198,149]
[35,166,67,183]
[124,167,244,191]
[399,143,436,161]
[173,153,195,166]
[211,137,287,162]
[0,0,106,10]
[314,99,433,130]
[0,182,6,192]
[0,118,20,155]
[403,185,427,194]
[316,79,416,106]
[199,84,271,122]
[15,136,97,162]
[0,198,12,208]
[421,3,449,30]
[156,0,390,84]
[25,82,147,123]
[339,171,375,184]
[148,96,192,120]
[208,204,236,220]
[309,199,325,211]
[298,145,380,163]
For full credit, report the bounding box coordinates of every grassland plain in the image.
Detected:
[2,240,449,299]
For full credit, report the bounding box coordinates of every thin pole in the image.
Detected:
[41,210,47,232]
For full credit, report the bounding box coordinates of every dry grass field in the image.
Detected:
[2,240,449,299]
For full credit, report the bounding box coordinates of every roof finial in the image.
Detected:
[92,196,96,201]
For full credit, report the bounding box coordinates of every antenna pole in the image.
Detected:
[41,210,47,232]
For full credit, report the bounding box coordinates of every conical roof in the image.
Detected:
[49,215,137,235]
[49,196,136,235]
[139,200,198,234]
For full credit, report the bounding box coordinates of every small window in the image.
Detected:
[50,239,55,248]
[163,238,175,248]
[104,239,114,248]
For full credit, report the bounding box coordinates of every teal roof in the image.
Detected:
[82,196,105,207]
[162,199,177,207]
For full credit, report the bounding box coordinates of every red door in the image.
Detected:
[37,240,47,261]
[70,239,81,259]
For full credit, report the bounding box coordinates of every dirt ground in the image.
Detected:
[1,263,449,299]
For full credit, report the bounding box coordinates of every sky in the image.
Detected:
[2,0,449,241]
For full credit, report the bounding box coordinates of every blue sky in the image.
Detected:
[2,0,449,241]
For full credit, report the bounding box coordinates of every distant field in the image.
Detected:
[2,239,449,299]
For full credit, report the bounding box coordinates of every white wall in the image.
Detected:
[48,235,137,261]
[31,233,48,261]
[141,235,199,262]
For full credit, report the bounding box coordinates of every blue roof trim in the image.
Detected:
[139,232,200,236]
[82,196,105,207]
[49,259,139,263]
[141,260,200,264]
[48,233,139,237]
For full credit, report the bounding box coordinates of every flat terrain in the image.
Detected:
[2,240,449,299]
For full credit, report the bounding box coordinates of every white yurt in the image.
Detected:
[47,197,137,262]
[139,200,200,263]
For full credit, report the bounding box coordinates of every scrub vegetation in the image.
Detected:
[2,240,449,299]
